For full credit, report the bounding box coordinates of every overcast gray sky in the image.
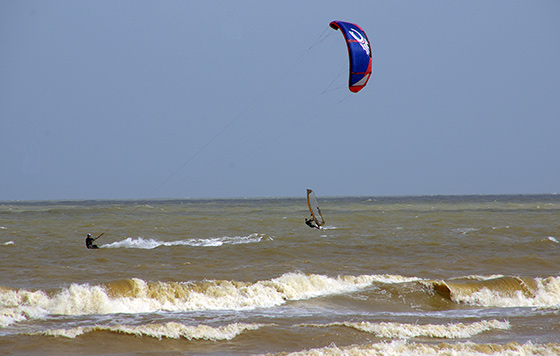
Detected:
[1,1,559,201]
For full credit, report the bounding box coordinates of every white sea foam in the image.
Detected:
[454,227,479,235]
[37,322,263,340]
[0,273,417,326]
[102,233,264,249]
[304,320,510,339]
[2,241,14,245]
[0,288,50,327]
[271,340,560,356]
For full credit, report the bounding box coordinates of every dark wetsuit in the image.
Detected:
[86,236,99,249]
[305,218,319,230]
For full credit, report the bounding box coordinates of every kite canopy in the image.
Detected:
[329,20,372,93]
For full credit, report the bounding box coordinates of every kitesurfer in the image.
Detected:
[85,233,102,249]
[305,216,321,230]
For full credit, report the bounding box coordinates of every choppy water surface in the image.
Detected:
[1,195,559,355]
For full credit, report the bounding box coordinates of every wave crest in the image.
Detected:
[427,276,560,308]
[267,340,560,356]
[304,320,509,339]
[1,273,411,326]
[37,322,263,340]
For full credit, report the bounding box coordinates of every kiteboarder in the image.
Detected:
[85,233,102,249]
[305,216,321,230]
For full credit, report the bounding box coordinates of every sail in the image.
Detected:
[307,189,325,226]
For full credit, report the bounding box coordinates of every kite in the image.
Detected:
[329,20,372,93]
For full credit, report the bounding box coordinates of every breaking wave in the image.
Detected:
[0,273,416,327]
[3,273,559,329]
[426,275,560,308]
[36,322,263,340]
[302,320,509,339]
[37,320,508,342]
[266,340,560,356]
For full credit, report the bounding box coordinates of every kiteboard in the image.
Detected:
[307,189,325,227]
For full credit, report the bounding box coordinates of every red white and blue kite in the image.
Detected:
[329,21,372,93]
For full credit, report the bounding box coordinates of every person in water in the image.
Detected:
[305,216,321,230]
[85,233,101,249]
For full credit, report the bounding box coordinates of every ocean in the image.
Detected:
[1,195,559,355]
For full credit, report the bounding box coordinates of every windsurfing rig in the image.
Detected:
[307,189,325,227]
